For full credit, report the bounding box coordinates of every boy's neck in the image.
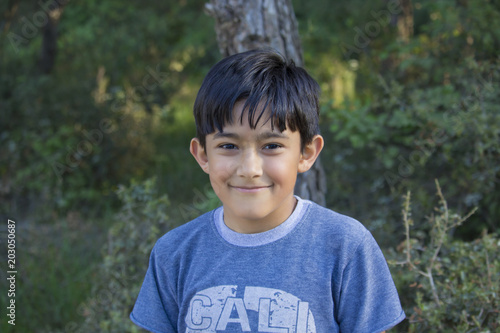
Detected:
[222,195,298,234]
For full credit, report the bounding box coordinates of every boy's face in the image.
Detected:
[190,101,323,234]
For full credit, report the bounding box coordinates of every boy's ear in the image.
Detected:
[190,138,210,174]
[298,135,324,173]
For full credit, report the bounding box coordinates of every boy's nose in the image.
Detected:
[236,150,263,178]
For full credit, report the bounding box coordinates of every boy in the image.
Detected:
[130,49,405,332]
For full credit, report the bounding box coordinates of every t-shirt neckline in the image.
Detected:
[213,196,309,247]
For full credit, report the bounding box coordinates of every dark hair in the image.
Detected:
[193,49,320,150]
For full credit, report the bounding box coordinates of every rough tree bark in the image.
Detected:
[205,0,327,206]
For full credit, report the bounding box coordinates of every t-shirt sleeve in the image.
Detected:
[130,245,179,333]
[337,229,405,333]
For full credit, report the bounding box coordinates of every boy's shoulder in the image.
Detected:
[299,200,379,261]
[304,200,370,238]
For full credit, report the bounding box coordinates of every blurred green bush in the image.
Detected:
[389,182,499,332]
[320,0,500,242]
[75,177,220,332]
[0,0,218,220]
[76,177,169,333]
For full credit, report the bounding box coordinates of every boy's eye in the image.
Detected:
[263,143,281,150]
[219,143,237,150]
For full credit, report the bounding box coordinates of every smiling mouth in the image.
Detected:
[230,185,271,193]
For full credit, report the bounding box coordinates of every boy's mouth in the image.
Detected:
[229,185,272,193]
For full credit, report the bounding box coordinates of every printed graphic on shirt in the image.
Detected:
[185,285,316,332]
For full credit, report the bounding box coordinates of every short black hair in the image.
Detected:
[193,49,321,150]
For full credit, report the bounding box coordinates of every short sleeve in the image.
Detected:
[130,246,178,333]
[337,230,405,333]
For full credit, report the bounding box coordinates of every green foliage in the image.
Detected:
[76,177,170,333]
[321,0,500,240]
[389,182,499,332]
[0,217,110,333]
[0,0,218,219]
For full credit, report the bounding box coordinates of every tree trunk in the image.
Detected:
[205,0,326,206]
[38,4,66,74]
[397,0,413,43]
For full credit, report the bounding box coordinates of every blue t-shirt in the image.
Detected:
[130,197,405,332]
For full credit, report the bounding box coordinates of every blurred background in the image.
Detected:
[1,0,499,332]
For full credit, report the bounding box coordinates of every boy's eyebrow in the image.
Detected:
[212,132,239,139]
[212,131,289,140]
[257,131,289,140]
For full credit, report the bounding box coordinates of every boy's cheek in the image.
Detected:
[212,160,237,179]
